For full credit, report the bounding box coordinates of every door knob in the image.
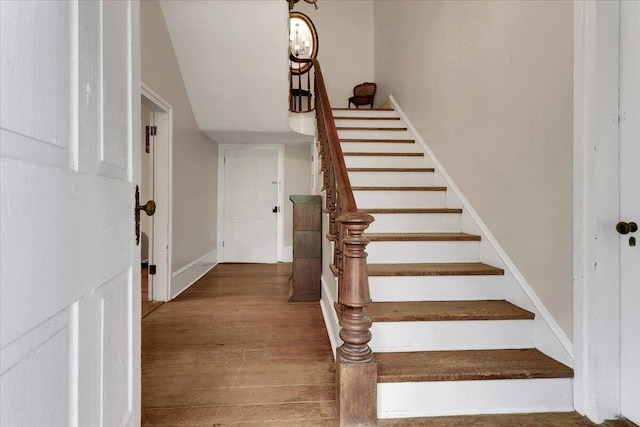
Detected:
[138,200,156,216]
[135,185,156,245]
[616,221,638,235]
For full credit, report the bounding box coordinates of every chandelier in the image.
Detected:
[287,0,318,11]
[289,22,310,57]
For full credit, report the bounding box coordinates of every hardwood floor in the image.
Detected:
[141,262,616,426]
[142,263,339,426]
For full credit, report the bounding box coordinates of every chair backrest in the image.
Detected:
[353,82,376,97]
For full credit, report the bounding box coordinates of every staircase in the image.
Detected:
[320,105,574,420]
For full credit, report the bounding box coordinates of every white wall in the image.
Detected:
[293,0,374,108]
[141,0,218,272]
[284,143,313,251]
[374,1,574,338]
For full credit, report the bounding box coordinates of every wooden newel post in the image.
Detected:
[336,212,377,427]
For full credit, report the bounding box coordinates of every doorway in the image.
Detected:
[140,83,172,302]
[218,145,284,263]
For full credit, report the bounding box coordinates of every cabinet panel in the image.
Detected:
[289,195,322,302]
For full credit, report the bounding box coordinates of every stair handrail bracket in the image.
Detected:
[314,60,377,426]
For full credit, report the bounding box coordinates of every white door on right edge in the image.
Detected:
[619,1,640,424]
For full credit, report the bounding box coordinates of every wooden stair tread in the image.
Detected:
[332,107,394,111]
[365,232,480,241]
[359,208,462,214]
[352,186,446,191]
[348,167,434,172]
[375,349,573,383]
[340,138,414,143]
[343,152,424,157]
[334,116,401,120]
[367,262,504,276]
[366,300,533,322]
[336,126,408,131]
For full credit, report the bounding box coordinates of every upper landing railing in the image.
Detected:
[289,55,315,113]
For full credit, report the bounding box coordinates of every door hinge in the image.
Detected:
[149,126,157,136]
[149,264,157,275]
[222,241,225,248]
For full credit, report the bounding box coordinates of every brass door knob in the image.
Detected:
[139,200,156,216]
[616,221,638,235]
[135,185,156,245]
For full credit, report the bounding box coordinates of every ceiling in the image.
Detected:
[160,0,312,144]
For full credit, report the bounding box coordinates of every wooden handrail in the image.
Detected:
[313,60,356,212]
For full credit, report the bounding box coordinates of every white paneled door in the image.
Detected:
[0,1,140,426]
[619,1,640,424]
[223,147,280,263]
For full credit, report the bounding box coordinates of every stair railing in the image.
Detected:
[313,59,377,425]
[289,55,314,113]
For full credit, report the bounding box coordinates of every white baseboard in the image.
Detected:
[283,246,293,262]
[170,249,218,299]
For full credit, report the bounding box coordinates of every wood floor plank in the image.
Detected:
[378,412,598,426]
[142,402,338,426]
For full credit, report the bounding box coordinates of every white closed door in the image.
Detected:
[223,147,279,263]
[1,1,140,426]
[619,1,640,424]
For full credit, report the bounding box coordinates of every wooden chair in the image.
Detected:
[348,82,376,108]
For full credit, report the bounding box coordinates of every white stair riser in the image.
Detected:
[338,130,413,140]
[332,110,398,118]
[367,241,480,263]
[369,275,504,302]
[341,142,419,153]
[377,378,574,419]
[335,119,407,128]
[349,171,434,187]
[355,190,446,209]
[370,320,533,352]
[366,213,462,233]
[345,155,427,169]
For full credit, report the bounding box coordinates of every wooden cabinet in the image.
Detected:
[289,195,322,302]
